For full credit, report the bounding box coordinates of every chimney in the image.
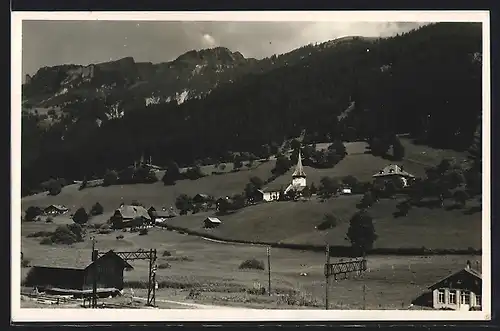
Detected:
[466,260,471,270]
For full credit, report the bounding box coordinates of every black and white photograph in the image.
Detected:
[11,10,491,322]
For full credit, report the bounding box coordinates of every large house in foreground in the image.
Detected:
[372,164,415,188]
[428,261,482,311]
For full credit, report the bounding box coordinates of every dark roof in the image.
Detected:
[44,204,68,211]
[94,250,134,270]
[31,249,133,270]
[373,164,415,178]
[428,267,482,290]
[152,209,177,218]
[31,247,92,269]
[116,205,151,220]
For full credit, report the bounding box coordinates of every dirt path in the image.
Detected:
[132,296,253,309]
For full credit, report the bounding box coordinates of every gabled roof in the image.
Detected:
[292,150,307,177]
[31,249,133,271]
[428,267,482,290]
[152,209,177,218]
[373,164,415,178]
[44,204,69,211]
[194,193,210,199]
[90,250,134,270]
[205,217,222,224]
[116,205,151,220]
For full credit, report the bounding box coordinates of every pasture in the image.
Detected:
[21,159,277,213]
[165,195,482,250]
[20,223,480,309]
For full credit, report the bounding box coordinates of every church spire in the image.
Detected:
[292,149,306,178]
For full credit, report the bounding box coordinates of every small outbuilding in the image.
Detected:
[25,250,134,296]
[203,217,222,228]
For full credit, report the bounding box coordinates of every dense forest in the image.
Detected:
[21,22,483,196]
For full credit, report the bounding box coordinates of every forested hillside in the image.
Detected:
[21,22,483,196]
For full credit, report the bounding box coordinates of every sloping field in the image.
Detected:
[166,196,482,250]
[21,160,277,213]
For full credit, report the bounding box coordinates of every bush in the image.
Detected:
[27,231,53,238]
[317,214,338,231]
[116,234,124,240]
[51,225,82,244]
[45,216,53,223]
[90,202,104,216]
[25,206,43,222]
[47,179,62,196]
[139,228,148,236]
[21,257,31,268]
[103,170,119,187]
[40,237,53,245]
[163,250,172,257]
[72,207,89,224]
[158,262,171,269]
[239,258,265,270]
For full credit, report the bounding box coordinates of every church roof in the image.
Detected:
[292,150,307,177]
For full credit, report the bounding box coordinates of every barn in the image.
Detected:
[25,250,133,295]
[111,205,152,228]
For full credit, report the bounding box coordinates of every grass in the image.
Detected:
[20,225,481,309]
[165,195,481,250]
[21,159,277,214]
[19,139,482,309]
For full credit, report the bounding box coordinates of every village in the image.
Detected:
[20,139,483,311]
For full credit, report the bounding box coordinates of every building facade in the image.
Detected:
[372,164,415,189]
[428,262,482,311]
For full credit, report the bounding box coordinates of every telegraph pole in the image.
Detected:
[363,284,366,310]
[325,244,330,310]
[91,237,98,308]
[267,247,271,296]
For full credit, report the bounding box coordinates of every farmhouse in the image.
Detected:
[149,207,177,224]
[203,217,222,228]
[25,250,133,295]
[43,204,69,216]
[111,204,151,229]
[372,164,415,188]
[256,186,283,202]
[428,261,482,311]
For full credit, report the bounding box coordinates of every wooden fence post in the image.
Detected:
[325,244,330,310]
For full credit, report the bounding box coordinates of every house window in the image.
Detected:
[438,289,445,304]
[460,291,470,305]
[449,291,457,304]
[476,295,481,307]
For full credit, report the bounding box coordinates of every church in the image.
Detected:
[257,149,307,202]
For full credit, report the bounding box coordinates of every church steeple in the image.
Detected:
[292,149,306,178]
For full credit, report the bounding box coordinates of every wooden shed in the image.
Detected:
[25,250,133,293]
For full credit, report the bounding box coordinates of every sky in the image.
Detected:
[22,21,427,77]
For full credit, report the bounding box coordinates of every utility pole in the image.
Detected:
[91,237,98,308]
[267,247,271,296]
[325,244,330,310]
[363,284,366,310]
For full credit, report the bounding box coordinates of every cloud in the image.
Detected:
[201,33,217,48]
[22,20,428,77]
